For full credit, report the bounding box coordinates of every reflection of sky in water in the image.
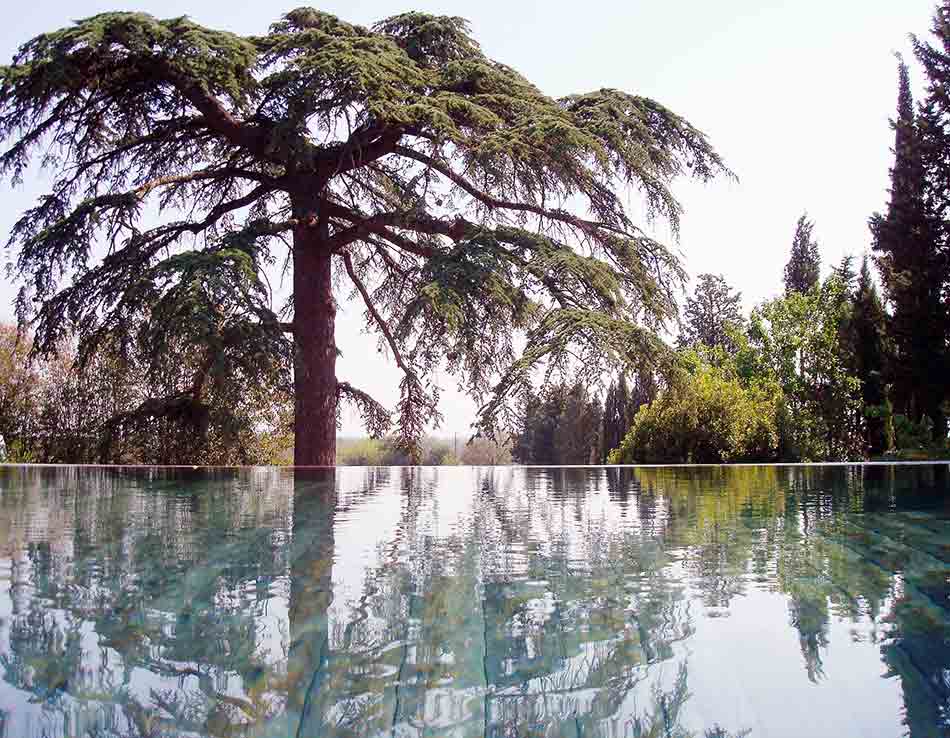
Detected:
[0,464,947,738]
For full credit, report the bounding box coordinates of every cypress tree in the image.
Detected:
[602,375,628,462]
[830,255,857,296]
[601,379,617,463]
[912,2,950,440]
[850,255,889,454]
[784,214,822,294]
[870,57,948,438]
[913,2,950,239]
[516,381,602,463]
[554,382,600,464]
[629,367,659,417]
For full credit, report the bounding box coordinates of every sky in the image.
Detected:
[0,0,938,436]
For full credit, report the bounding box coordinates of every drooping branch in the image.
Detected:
[342,251,412,376]
[337,380,391,438]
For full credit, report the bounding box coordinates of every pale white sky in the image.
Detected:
[0,0,936,435]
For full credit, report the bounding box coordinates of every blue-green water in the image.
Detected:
[0,465,948,738]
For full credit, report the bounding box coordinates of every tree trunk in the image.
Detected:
[293,213,337,466]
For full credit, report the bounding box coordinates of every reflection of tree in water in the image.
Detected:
[855,466,950,738]
[0,467,296,737]
[0,464,947,737]
[302,467,762,738]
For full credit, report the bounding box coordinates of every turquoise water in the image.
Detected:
[0,465,947,738]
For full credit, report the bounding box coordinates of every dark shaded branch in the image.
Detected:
[323,200,463,257]
[132,167,275,198]
[321,126,403,178]
[187,183,275,233]
[392,144,631,238]
[156,59,275,160]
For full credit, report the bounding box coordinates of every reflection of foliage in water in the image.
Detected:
[0,464,946,737]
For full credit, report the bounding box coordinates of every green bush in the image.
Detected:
[608,356,782,464]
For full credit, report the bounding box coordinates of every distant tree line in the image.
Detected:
[0,322,518,466]
[337,434,511,466]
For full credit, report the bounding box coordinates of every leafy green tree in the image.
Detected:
[870,56,948,439]
[750,277,863,460]
[914,4,950,272]
[630,365,660,416]
[602,368,660,462]
[784,214,822,295]
[0,10,729,464]
[678,273,745,352]
[554,382,602,463]
[609,349,783,464]
[512,390,555,463]
[910,3,950,442]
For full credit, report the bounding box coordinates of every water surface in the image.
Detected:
[0,464,948,738]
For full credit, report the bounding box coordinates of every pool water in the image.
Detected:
[0,464,947,738]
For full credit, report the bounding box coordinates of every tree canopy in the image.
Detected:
[677,273,744,353]
[0,8,730,463]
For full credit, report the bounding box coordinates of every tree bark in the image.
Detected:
[293,207,337,466]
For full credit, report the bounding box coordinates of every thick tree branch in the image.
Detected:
[323,200,465,256]
[156,60,275,161]
[322,126,403,178]
[392,144,633,240]
[185,183,275,233]
[132,167,274,198]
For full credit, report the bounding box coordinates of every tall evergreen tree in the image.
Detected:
[913,2,950,243]
[784,214,822,294]
[629,367,659,418]
[677,273,744,352]
[601,375,628,462]
[849,255,889,454]
[514,382,601,464]
[912,2,950,440]
[554,383,601,464]
[830,255,857,296]
[0,10,729,464]
[870,57,948,438]
[602,379,618,463]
